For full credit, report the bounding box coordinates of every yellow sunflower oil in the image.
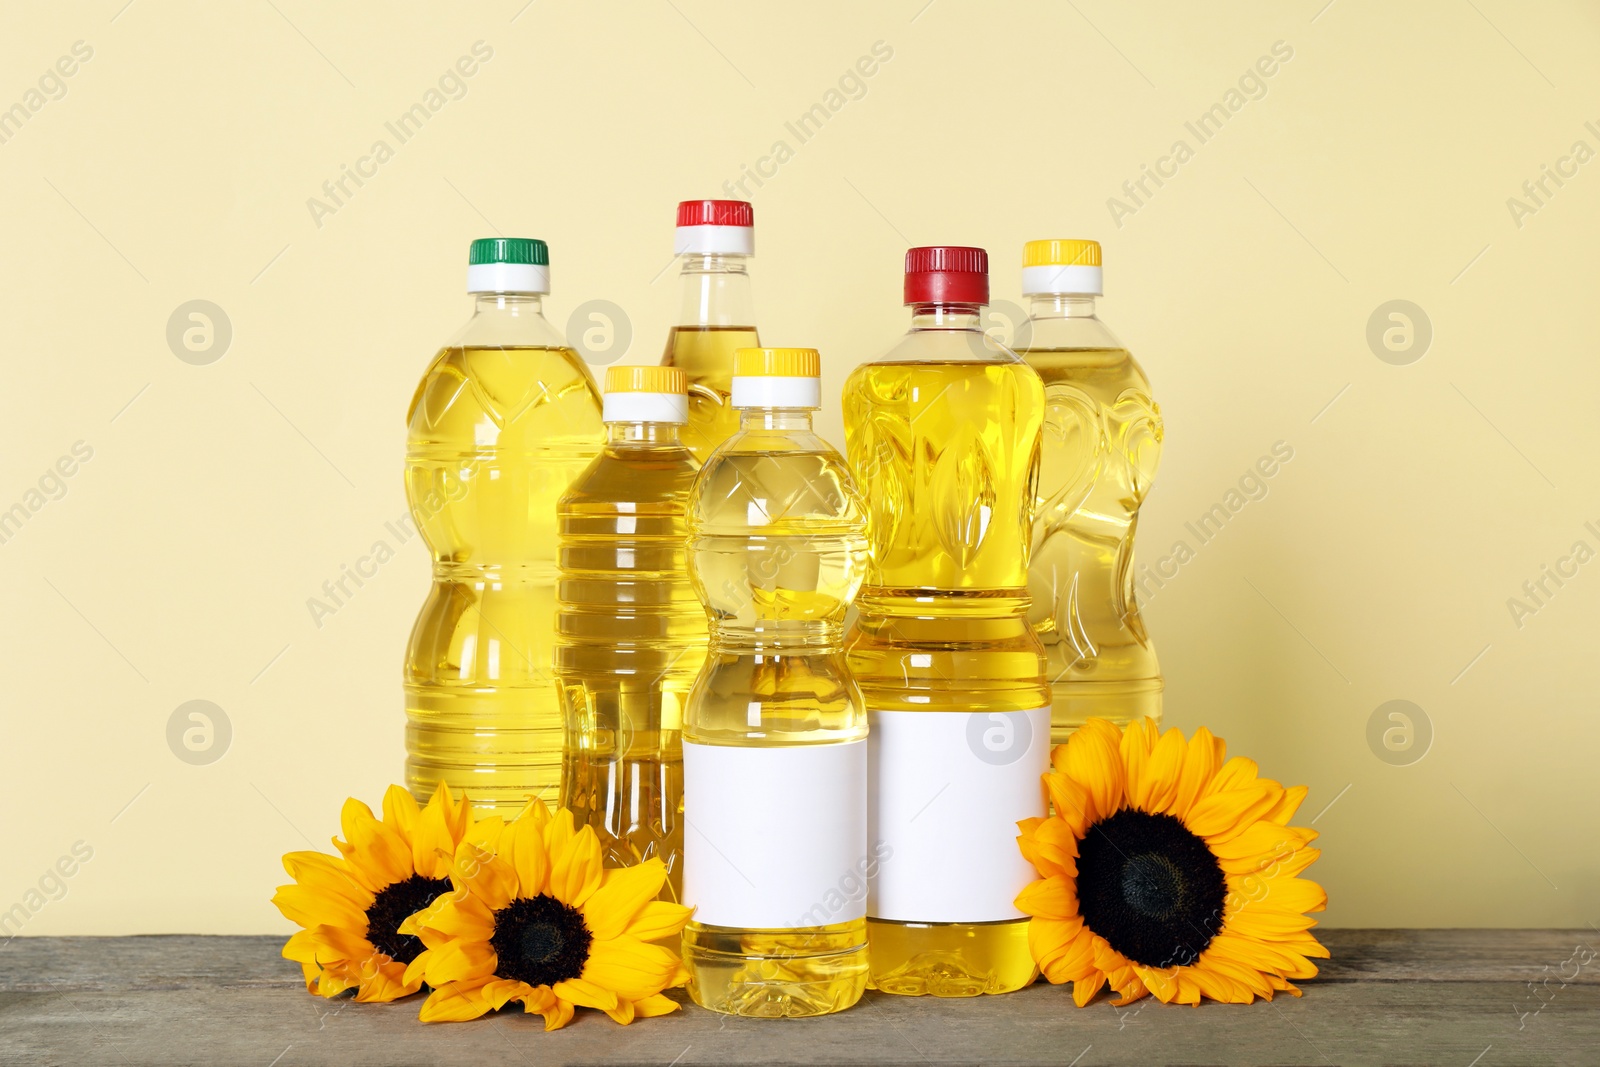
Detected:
[681,348,871,1018]
[660,199,759,464]
[556,366,705,901]
[842,246,1049,997]
[1017,240,1163,745]
[405,238,603,816]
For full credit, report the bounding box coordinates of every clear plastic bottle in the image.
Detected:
[1016,240,1162,745]
[660,199,760,465]
[405,238,603,816]
[842,247,1049,997]
[556,366,704,900]
[681,348,871,1018]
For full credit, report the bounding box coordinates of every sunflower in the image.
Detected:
[273,782,472,1002]
[1017,718,1329,1006]
[399,797,692,1030]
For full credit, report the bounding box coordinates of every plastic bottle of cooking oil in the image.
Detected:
[405,238,603,816]
[1017,240,1163,746]
[556,366,704,900]
[660,199,759,464]
[681,347,871,1018]
[842,246,1049,997]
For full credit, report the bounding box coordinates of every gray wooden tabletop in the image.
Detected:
[2,929,1595,1066]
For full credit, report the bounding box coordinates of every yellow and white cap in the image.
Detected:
[731,348,821,409]
[1022,239,1103,296]
[603,365,688,424]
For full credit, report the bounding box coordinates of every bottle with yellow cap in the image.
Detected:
[556,365,705,899]
[1017,239,1163,744]
[406,237,603,815]
[680,347,871,1018]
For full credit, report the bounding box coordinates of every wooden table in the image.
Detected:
[2,930,1595,1065]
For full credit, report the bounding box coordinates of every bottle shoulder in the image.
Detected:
[865,328,1030,367]
[561,446,700,510]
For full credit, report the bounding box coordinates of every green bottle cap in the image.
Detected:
[468,237,549,267]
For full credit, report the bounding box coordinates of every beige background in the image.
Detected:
[2,0,1596,936]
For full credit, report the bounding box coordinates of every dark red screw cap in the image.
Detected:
[904,245,989,305]
[677,199,754,227]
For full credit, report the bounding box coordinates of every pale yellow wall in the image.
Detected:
[3,0,1596,935]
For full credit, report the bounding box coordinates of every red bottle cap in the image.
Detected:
[676,199,754,228]
[903,245,988,305]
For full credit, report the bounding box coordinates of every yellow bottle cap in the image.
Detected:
[733,347,821,378]
[1021,240,1104,296]
[604,365,686,395]
[1022,239,1101,267]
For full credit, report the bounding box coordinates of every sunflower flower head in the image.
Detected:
[272,782,472,1002]
[401,797,692,1031]
[1016,718,1329,1007]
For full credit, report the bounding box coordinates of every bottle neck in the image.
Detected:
[737,408,814,431]
[605,421,684,445]
[1027,294,1099,320]
[676,253,755,327]
[471,292,546,316]
[909,303,983,330]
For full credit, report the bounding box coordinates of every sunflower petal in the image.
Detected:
[338,797,414,886]
[632,992,682,1018]
[500,811,551,899]
[418,980,495,1023]
[1015,874,1078,920]
[1136,727,1187,814]
[1043,773,1094,838]
[584,860,668,941]
[451,839,517,911]
[1061,719,1125,822]
[480,978,535,1012]
[624,900,695,943]
[553,976,619,1011]
[1071,973,1105,1006]
[272,883,366,930]
[550,824,605,907]
[605,998,636,1025]
[1169,726,1224,819]
[583,936,686,1002]
[422,939,498,987]
[382,785,421,837]
[539,996,576,1031]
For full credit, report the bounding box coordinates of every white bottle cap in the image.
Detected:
[730,348,822,409]
[602,366,689,424]
[674,200,755,255]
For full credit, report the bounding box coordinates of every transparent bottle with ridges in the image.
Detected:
[680,347,871,1019]
[405,238,603,816]
[1016,240,1163,745]
[556,366,704,903]
[842,246,1049,997]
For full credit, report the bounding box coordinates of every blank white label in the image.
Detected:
[683,739,868,929]
[868,707,1049,923]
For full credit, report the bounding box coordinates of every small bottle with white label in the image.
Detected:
[681,347,871,1018]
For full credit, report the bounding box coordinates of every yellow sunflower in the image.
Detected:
[272,782,472,1002]
[400,797,692,1030]
[1017,718,1329,1007]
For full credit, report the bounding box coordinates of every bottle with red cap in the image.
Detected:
[841,246,1049,997]
[660,200,760,465]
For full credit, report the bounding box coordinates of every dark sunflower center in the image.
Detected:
[365,874,452,965]
[1076,809,1226,969]
[489,895,593,988]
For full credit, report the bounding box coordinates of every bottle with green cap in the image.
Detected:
[1016,239,1163,743]
[404,237,604,816]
